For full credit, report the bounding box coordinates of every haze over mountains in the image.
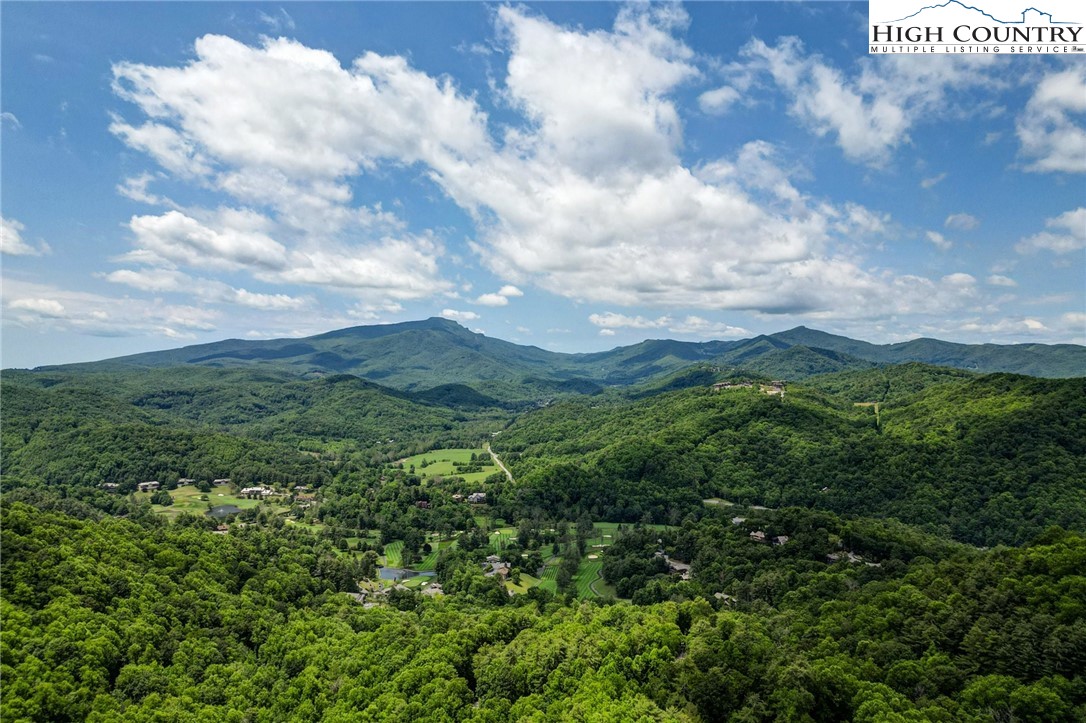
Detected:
[32,318,1086,394]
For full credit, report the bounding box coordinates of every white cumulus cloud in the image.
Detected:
[1,217,49,256]
[926,231,952,250]
[698,86,741,115]
[740,38,998,166]
[1017,65,1086,174]
[474,284,524,306]
[109,33,483,299]
[440,308,480,322]
[99,9,1020,330]
[3,280,219,339]
[945,213,980,230]
[1016,208,1086,254]
[589,311,748,339]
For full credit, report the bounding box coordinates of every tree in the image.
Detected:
[150,490,173,506]
[557,553,579,591]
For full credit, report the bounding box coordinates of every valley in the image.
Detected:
[2,320,1084,721]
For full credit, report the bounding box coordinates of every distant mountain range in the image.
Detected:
[29,317,1084,398]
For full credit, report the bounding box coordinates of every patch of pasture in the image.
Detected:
[285,520,325,533]
[394,448,496,485]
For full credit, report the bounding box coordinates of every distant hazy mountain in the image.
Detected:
[28,318,1083,394]
[770,326,1085,378]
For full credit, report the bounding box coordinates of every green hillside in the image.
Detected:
[804,362,978,403]
[495,374,1086,546]
[3,328,1085,722]
[0,367,511,488]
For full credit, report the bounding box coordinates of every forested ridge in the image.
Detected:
[39,318,1086,384]
[2,340,1085,720]
[497,373,1086,546]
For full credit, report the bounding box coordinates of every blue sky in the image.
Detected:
[2,1,1083,368]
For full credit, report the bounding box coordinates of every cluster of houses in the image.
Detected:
[101,478,313,501]
[346,581,444,608]
[748,530,790,546]
[653,549,692,580]
[827,551,881,567]
[238,486,278,497]
[711,380,787,396]
[712,381,753,391]
[450,492,488,504]
[483,554,512,578]
[731,517,789,546]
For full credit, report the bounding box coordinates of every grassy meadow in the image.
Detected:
[393,448,497,485]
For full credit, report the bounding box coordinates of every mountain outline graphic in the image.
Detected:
[883,0,1076,25]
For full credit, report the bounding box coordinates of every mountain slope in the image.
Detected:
[495,373,1086,546]
[25,318,1085,395]
[0,366,512,487]
[771,326,1085,377]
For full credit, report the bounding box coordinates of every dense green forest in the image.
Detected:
[496,373,1086,546]
[3,322,1085,720]
[3,501,1084,721]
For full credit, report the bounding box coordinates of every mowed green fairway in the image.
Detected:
[416,539,458,571]
[395,448,496,485]
[141,484,287,520]
[382,541,404,567]
[574,558,606,599]
[489,527,517,552]
[538,563,558,594]
[532,556,608,599]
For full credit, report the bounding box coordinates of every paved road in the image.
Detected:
[485,442,514,483]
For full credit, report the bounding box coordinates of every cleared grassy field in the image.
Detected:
[285,520,324,533]
[505,574,541,595]
[395,448,496,485]
[143,484,288,520]
[345,534,382,549]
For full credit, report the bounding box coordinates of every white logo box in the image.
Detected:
[869,0,1086,53]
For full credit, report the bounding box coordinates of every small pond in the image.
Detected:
[379,567,436,581]
[206,504,243,518]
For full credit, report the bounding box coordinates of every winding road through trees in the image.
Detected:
[485,442,514,483]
